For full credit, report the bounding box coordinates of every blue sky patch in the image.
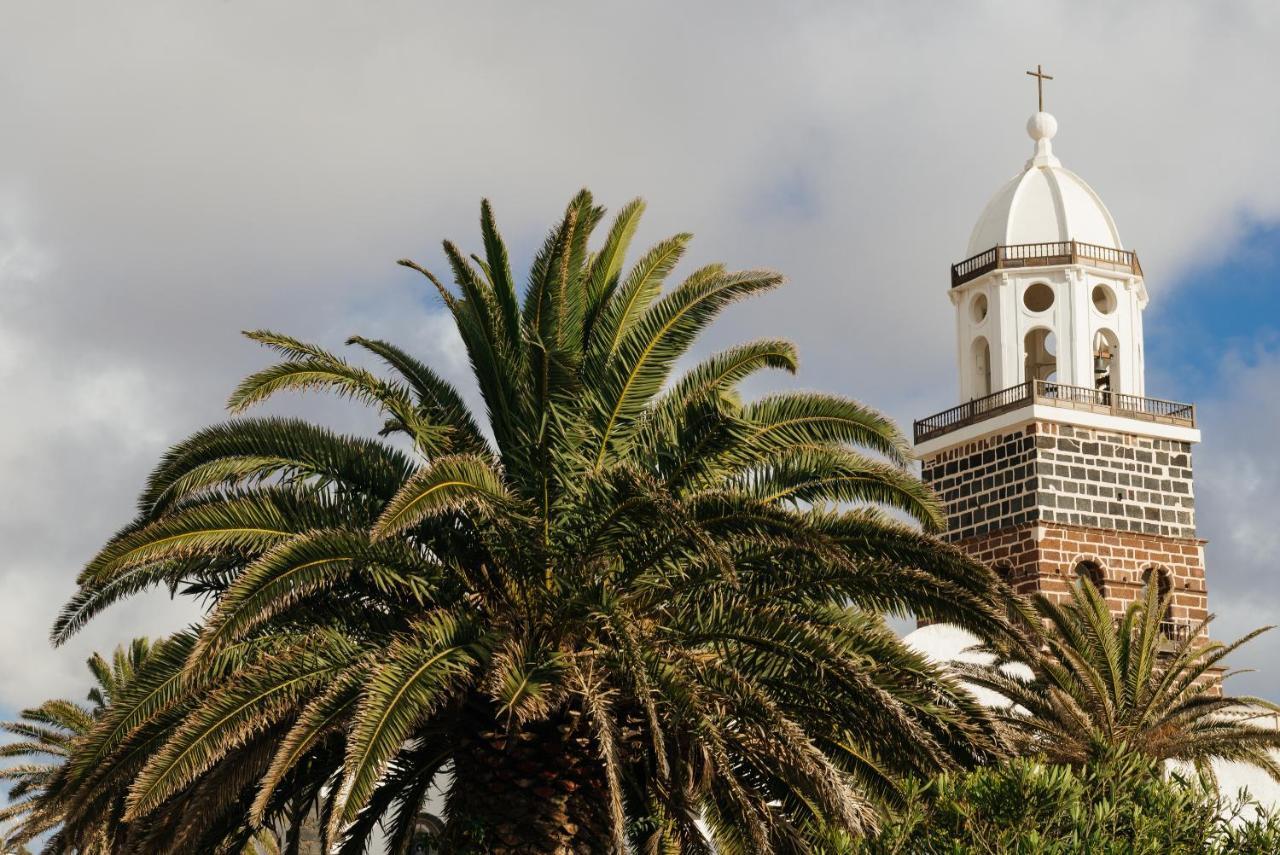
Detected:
[1148,223,1280,398]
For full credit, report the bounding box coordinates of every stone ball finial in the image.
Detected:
[1027,111,1058,142]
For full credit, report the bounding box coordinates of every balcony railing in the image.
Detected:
[1159,618,1197,648]
[914,379,1195,445]
[952,241,1143,288]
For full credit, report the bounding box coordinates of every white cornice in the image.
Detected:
[914,403,1200,458]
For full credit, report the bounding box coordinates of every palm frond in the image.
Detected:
[590,267,783,467]
[332,612,479,834]
[371,454,514,540]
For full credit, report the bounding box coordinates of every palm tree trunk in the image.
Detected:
[442,709,614,854]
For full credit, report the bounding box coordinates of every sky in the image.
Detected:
[1,0,1279,734]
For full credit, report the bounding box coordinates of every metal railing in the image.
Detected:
[914,379,1195,444]
[952,241,1143,288]
[1160,618,1197,647]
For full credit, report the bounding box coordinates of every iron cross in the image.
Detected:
[1026,64,1053,112]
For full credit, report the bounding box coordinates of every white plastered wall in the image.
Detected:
[950,264,1147,402]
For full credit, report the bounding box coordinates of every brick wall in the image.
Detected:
[955,522,1208,625]
[1033,422,1195,539]
[920,427,1037,542]
[919,416,1215,687]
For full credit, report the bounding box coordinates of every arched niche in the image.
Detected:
[1093,327,1121,394]
[1143,566,1176,640]
[1024,326,1057,388]
[1072,558,1107,598]
[971,336,992,398]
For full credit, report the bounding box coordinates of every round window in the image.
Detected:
[1024,282,1054,313]
[970,293,989,323]
[1092,284,1117,314]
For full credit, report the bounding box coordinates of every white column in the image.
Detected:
[1067,267,1091,388]
[997,273,1020,387]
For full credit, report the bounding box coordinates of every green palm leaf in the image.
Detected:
[963,578,1280,779]
[590,267,783,467]
[588,232,691,364]
[583,197,645,342]
[78,490,335,588]
[333,612,479,833]
[371,454,513,540]
[194,530,436,659]
[250,668,362,825]
[140,417,415,514]
[229,331,449,454]
[658,338,799,411]
[125,632,357,820]
[346,336,490,455]
[478,198,522,353]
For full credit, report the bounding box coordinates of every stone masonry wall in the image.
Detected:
[919,427,1037,543]
[920,420,1196,543]
[1033,422,1195,540]
[919,417,1208,631]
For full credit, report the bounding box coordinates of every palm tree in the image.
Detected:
[962,579,1280,781]
[2,639,152,850]
[2,639,318,854]
[49,191,1023,853]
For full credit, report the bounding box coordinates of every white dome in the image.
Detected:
[965,112,1123,257]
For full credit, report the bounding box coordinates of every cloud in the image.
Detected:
[0,207,481,706]
[0,0,1279,712]
[1192,346,1280,697]
[0,213,202,704]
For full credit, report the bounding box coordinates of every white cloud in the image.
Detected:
[0,216,201,706]
[1191,347,1280,697]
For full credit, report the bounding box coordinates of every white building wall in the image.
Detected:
[951,264,1147,403]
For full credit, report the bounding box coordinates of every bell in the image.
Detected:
[1094,354,1109,374]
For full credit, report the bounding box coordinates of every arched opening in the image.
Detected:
[992,559,1015,585]
[971,336,992,398]
[1024,327,1057,391]
[1093,328,1120,395]
[1143,566,1176,639]
[1073,559,1106,598]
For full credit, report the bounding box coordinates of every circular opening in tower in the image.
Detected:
[1023,282,1054,313]
[1091,284,1117,315]
[970,292,989,323]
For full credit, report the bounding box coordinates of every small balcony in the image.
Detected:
[1159,618,1198,650]
[913,379,1195,445]
[952,241,1143,288]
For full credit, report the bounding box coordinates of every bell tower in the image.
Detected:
[953,109,1148,403]
[915,90,1208,644]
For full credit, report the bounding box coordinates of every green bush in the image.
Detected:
[833,750,1280,854]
